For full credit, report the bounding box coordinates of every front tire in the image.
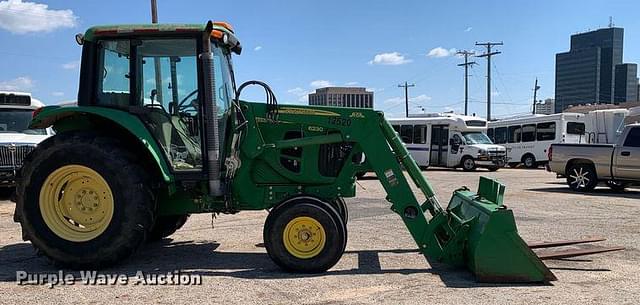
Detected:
[461,156,476,172]
[264,196,346,273]
[16,132,154,269]
[566,164,598,192]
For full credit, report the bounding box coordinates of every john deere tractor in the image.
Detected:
[14,21,620,282]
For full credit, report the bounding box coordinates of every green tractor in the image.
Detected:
[14,21,620,282]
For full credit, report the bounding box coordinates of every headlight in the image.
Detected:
[478,149,487,155]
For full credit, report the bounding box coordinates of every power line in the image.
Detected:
[475,41,503,121]
[398,82,415,118]
[456,50,476,115]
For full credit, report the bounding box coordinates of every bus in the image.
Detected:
[388,113,506,171]
[486,113,585,168]
[0,91,54,188]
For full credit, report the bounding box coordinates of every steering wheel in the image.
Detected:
[177,89,199,113]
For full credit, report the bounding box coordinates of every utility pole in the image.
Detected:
[456,50,476,116]
[150,0,163,104]
[398,82,415,118]
[532,78,540,114]
[475,41,503,121]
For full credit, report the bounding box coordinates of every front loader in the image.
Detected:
[14,21,621,282]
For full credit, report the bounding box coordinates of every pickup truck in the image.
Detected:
[548,123,640,192]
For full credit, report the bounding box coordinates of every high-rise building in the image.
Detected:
[308,87,374,108]
[554,27,634,113]
[615,63,639,103]
[535,98,555,115]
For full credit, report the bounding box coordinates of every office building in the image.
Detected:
[535,98,555,115]
[308,87,374,108]
[554,27,636,112]
[614,63,639,103]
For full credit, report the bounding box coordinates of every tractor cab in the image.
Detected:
[75,21,241,191]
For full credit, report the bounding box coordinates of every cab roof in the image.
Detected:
[83,22,239,50]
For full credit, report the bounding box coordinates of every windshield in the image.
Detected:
[0,109,46,135]
[462,132,493,144]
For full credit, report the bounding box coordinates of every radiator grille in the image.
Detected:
[0,144,35,168]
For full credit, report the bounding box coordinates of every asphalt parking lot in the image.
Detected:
[0,168,638,305]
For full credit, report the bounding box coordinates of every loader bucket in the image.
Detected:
[446,177,556,283]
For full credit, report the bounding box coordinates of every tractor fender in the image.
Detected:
[30,105,174,183]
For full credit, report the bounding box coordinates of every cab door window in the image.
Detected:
[137,39,202,170]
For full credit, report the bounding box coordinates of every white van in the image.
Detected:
[487,113,585,168]
[388,113,506,171]
[0,91,54,188]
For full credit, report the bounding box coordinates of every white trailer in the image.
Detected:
[388,113,506,171]
[584,108,628,144]
[487,113,585,168]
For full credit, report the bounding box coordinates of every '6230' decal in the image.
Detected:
[328,117,352,126]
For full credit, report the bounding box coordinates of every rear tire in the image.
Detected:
[15,132,154,269]
[147,215,190,241]
[522,154,537,169]
[461,156,476,171]
[264,196,346,273]
[566,164,598,192]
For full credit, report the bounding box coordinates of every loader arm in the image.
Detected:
[236,103,556,282]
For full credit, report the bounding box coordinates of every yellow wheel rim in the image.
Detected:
[39,165,114,242]
[283,216,326,259]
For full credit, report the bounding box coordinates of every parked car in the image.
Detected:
[548,123,640,192]
[0,91,54,190]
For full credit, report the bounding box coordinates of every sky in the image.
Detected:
[0,0,639,118]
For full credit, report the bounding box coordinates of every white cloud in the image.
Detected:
[383,97,404,106]
[382,94,431,108]
[62,60,80,70]
[310,80,333,88]
[51,91,64,97]
[345,81,359,86]
[0,0,78,34]
[427,47,457,58]
[410,94,432,103]
[287,87,312,103]
[254,46,262,51]
[464,27,473,32]
[0,76,34,91]
[368,52,411,65]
